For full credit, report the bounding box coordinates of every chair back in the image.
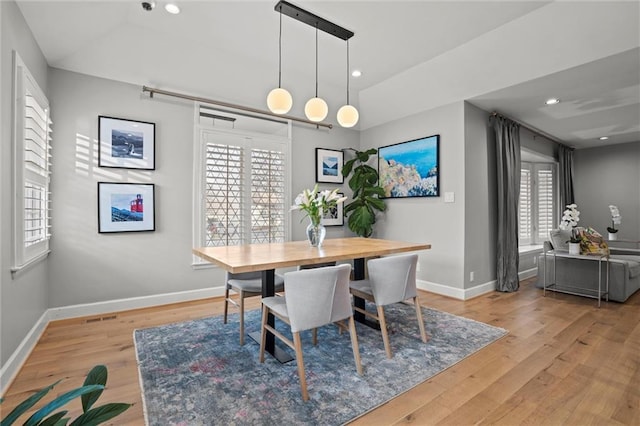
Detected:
[367,254,418,305]
[284,264,352,333]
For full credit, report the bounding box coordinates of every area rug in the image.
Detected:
[134,303,507,425]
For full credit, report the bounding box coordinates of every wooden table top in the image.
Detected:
[193,237,431,273]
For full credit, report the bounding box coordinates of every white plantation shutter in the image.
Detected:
[519,166,532,244]
[519,161,557,245]
[194,118,290,256]
[13,52,53,271]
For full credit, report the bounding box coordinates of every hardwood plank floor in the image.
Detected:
[2,278,639,425]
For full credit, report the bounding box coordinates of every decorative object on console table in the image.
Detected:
[98,116,155,169]
[291,185,346,246]
[607,204,621,240]
[559,203,581,254]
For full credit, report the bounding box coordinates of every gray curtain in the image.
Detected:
[558,144,575,211]
[491,115,521,292]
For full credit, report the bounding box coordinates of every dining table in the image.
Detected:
[193,237,431,362]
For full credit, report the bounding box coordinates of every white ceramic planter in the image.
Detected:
[569,242,580,255]
[608,232,618,241]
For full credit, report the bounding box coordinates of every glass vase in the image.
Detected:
[306,221,326,247]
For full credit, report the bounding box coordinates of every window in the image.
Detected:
[519,162,556,245]
[193,107,290,262]
[12,52,52,271]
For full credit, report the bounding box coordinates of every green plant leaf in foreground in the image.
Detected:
[0,380,61,426]
[24,385,104,426]
[69,403,132,426]
[81,365,107,413]
[37,411,68,426]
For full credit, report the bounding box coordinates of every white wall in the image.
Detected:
[574,141,640,241]
[0,0,50,368]
[359,102,467,290]
[47,67,358,308]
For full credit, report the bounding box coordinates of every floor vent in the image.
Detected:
[85,315,118,323]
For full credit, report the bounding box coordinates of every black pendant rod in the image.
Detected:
[275,0,354,40]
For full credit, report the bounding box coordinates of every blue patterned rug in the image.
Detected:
[134,303,507,425]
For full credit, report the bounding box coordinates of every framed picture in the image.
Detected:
[315,148,344,183]
[378,134,440,198]
[98,116,155,169]
[98,182,155,233]
[321,193,344,226]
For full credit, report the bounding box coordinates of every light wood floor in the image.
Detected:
[2,277,639,425]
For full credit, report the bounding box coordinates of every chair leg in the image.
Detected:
[312,328,318,346]
[293,331,309,401]
[348,316,363,375]
[377,305,392,359]
[239,291,246,345]
[223,285,230,324]
[413,297,428,343]
[259,305,268,363]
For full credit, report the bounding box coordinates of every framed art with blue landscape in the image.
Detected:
[98,182,155,233]
[378,134,440,198]
[315,148,344,183]
[98,115,155,170]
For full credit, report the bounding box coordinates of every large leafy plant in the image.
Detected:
[1,365,131,426]
[341,148,386,237]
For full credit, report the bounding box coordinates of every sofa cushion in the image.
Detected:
[549,228,571,251]
[611,255,640,279]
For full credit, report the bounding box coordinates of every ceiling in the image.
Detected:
[15,0,640,149]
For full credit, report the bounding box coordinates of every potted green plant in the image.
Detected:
[341,148,386,237]
[606,205,621,240]
[0,365,131,425]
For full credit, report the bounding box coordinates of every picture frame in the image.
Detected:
[98,182,155,233]
[98,116,155,170]
[321,193,344,226]
[378,134,440,198]
[315,148,344,183]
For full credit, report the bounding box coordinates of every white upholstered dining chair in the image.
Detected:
[224,271,284,345]
[259,263,362,401]
[349,253,428,358]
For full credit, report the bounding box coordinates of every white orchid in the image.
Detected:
[608,205,621,232]
[291,184,347,226]
[559,204,580,230]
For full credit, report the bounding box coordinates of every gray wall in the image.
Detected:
[47,68,358,308]
[463,102,497,288]
[574,141,640,241]
[360,102,467,289]
[0,1,50,366]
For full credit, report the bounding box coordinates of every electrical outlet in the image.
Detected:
[470,271,475,282]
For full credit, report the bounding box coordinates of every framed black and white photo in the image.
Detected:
[315,148,344,183]
[98,182,155,233]
[98,116,155,169]
[321,193,344,226]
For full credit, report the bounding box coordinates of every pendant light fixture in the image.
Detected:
[336,40,359,128]
[304,25,328,122]
[266,4,293,114]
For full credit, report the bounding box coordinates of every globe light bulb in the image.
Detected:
[267,88,293,114]
[304,97,328,122]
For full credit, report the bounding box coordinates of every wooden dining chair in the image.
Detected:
[224,271,284,345]
[259,263,362,401]
[349,253,428,358]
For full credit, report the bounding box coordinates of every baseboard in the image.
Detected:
[0,310,50,396]
[47,287,225,321]
[417,279,496,300]
[1,286,225,396]
[518,267,538,281]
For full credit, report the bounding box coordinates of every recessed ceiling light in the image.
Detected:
[165,3,180,14]
[545,98,560,105]
[599,136,609,140]
[351,70,362,78]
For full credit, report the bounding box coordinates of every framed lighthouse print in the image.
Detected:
[98,182,155,233]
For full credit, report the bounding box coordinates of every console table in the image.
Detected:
[542,249,609,307]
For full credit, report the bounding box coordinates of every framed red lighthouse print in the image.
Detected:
[98,182,155,233]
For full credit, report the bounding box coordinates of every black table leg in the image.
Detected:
[352,257,381,330]
[247,269,293,363]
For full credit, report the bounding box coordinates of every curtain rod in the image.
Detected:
[142,86,333,129]
[490,111,561,144]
